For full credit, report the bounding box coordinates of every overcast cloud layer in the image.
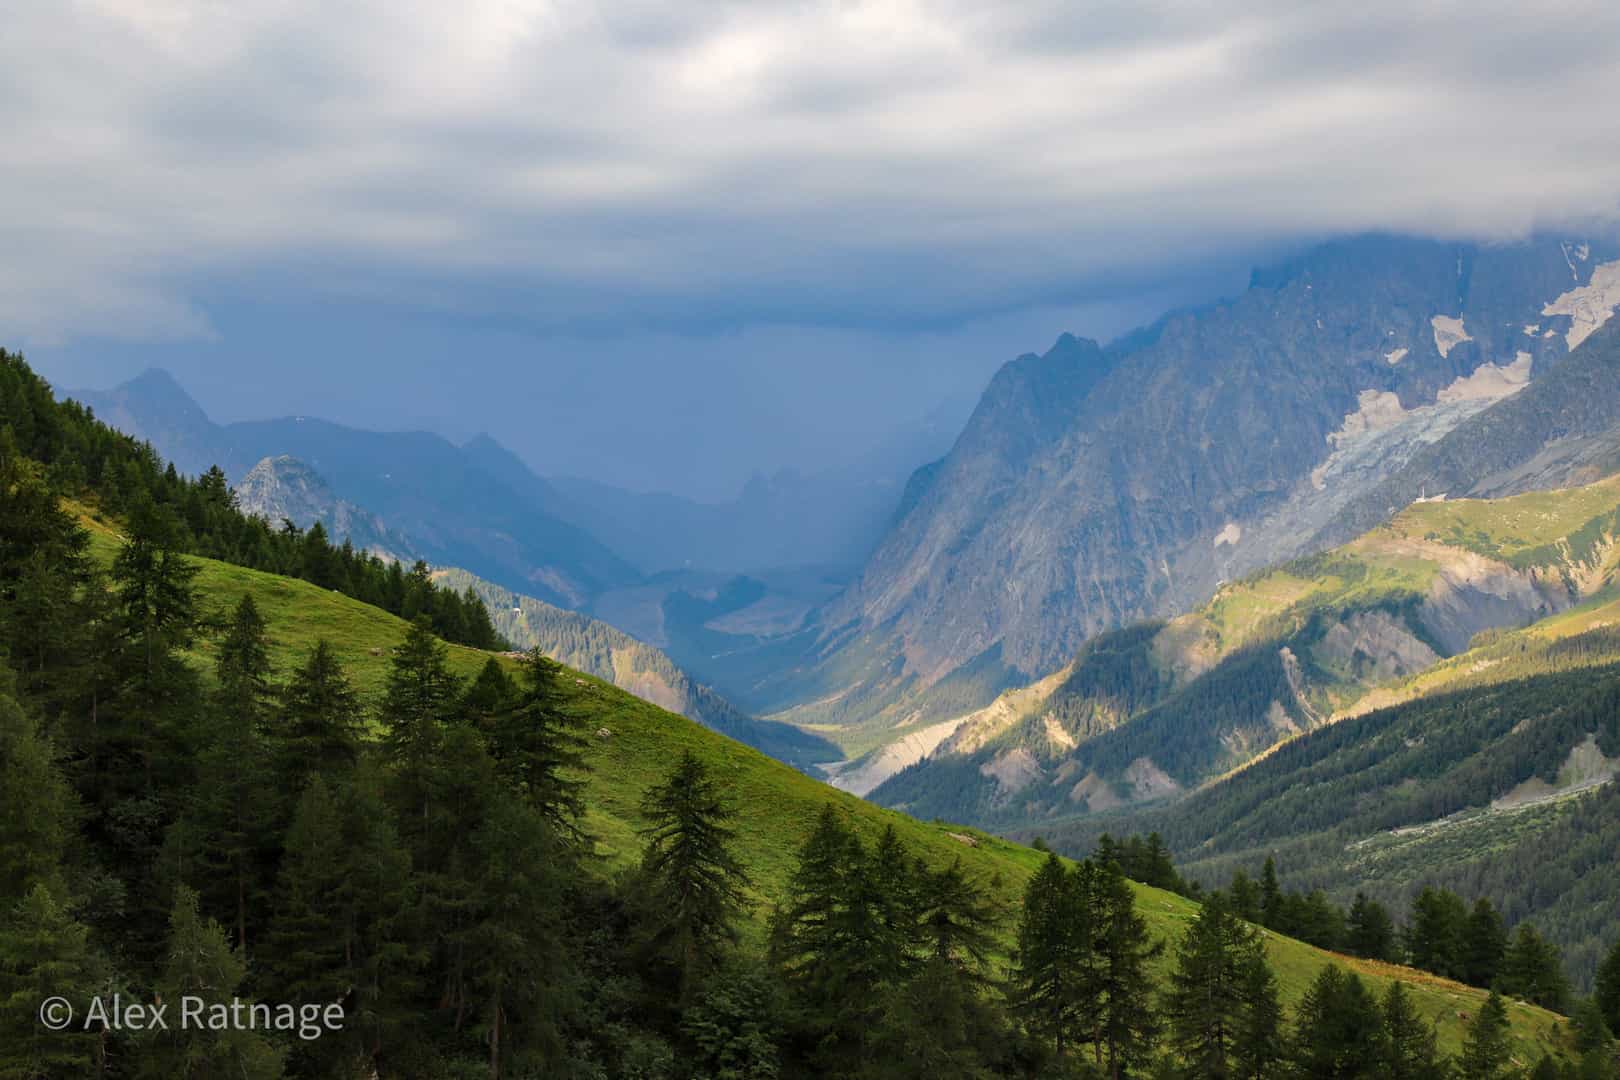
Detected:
[7,0,1620,342]
[5,1,1620,494]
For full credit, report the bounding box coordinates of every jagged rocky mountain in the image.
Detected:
[743,234,1620,755]
[232,455,412,562]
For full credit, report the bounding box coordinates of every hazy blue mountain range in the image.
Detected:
[540,391,975,574]
[70,370,638,608]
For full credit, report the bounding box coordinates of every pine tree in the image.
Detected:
[1461,898,1508,989]
[1289,965,1386,1078]
[455,791,575,1078]
[275,639,364,785]
[0,884,109,1078]
[636,751,752,1004]
[1381,981,1441,1080]
[1259,857,1282,929]
[0,681,76,903]
[188,594,280,950]
[1165,892,1265,1078]
[1231,946,1284,1080]
[1230,870,1261,923]
[1500,924,1570,1012]
[261,771,416,1075]
[1406,887,1468,979]
[1090,859,1162,1078]
[140,885,283,1079]
[1346,892,1398,963]
[1010,853,1092,1065]
[379,616,463,832]
[487,650,588,842]
[1570,996,1613,1056]
[768,807,891,1073]
[1598,938,1620,1035]
[1456,991,1513,1080]
[460,657,515,731]
[108,494,201,797]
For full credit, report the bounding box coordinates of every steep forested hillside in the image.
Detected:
[873,470,1620,820]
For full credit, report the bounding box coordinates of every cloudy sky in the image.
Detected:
[6,0,1620,497]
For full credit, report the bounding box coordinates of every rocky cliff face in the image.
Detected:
[774,235,1620,740]
[233,455,411,561]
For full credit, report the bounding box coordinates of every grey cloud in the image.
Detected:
[2,0,1619,344]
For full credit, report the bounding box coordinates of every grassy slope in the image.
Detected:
[71,508,1571,1062]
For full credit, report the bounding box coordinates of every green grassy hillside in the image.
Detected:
[68,505,1576,1063]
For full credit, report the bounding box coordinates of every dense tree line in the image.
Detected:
[1,349,503,649]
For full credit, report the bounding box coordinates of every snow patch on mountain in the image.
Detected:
[1543,259,1620,350]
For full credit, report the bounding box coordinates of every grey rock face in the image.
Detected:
[233,455,411,561]
[793,235,1620,730]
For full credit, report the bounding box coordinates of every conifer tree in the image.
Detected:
[187,594,280,950]
[1346,892,1398,963]
[768,807,891,1073]
[108,494,201,796]
[455,791,575,1079]
[1010,853,1092,1065]
[1259,856,1282,929]
[1406,887,1468,979]
[637,751,752,1004]
[1381,981,1441,1080]
[379,617,463,832]
[487,649,588,842]
[1456,990,1513,1080]
[1091,859,1162,1078]
[1598,938,1620,1035]
[1230,870,1261,922]
[1289,965,1386,1078]
[276,639,364,785]
[1166,892,1267,1079]
[0,681,76,902]
[1232,945,1284,1080]
[0,884,108,1079]
[461,657,516,730]
[262,771,416,1075]
[1500,924,1570,1013]
[141,885,283,1079]
[1461,898,1508,989]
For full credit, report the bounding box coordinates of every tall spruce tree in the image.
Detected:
[1500,924,1570,1012]
[1346,892,1398,963]
[0,680,76,903]
[261,771,416,1076]
[188,594,280,949]
[1090,860,1161,1078]
[636,751,752,1004]
[1289,965,1386,1079]
[1010,853,1094,1065]
[487,650,588,842]
[1258,857,1282,929]
[1461,898,1508,990]
[0,884,109,1079]
[1231,945,1284,1080]
[1381,981,1441,1080]
[1165,892,1268,1079]
[379,617,463,834]
[1456,990,1513,1080]
[275,639,364,786]
[140,885,284,1080]
[1406,887,1468,980]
